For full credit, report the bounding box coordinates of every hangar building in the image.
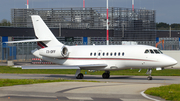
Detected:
[8,7,156,42]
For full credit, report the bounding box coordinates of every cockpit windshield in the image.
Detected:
[144,49,163,54]
[144,49,149,53]
[158,49,163,54]
[154,50,160,54]
[150,50,154,54]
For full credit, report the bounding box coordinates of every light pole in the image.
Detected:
[106,0,109,45]
[27,0,29,9]
[83,0,85,10]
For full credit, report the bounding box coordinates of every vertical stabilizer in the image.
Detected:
[31,15,63,47]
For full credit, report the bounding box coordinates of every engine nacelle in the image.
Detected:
[39,46,68,58]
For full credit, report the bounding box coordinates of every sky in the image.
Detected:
[0,0,180,24]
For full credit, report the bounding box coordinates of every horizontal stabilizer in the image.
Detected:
[5,39,51,43]
[22,65,80,69]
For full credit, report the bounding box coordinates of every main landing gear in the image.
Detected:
[76,73,84,79]
[75,69,153,80]
[75,70,111,79]
[102,71,110,79]
[75,69,84,79]
[146,68,152,80]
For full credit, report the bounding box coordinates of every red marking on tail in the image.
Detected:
[37,42,45,48]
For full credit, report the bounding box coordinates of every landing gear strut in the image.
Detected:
[75,69,84,79]
[146,68,152,80]
[102,71,110,79]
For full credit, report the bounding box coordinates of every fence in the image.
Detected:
[0,40,179,62]
[0,43,37,62]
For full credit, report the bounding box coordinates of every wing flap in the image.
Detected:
[6,39,51,43]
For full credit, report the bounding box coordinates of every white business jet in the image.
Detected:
[7,15,177,80]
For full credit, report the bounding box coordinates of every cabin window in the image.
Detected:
[150,50,154,54]
[98,53,101,56]
[106,53,109,56]
[94,53,96,56]
[90,53,92,56]
[154,49,160,54]
[118,52,120,56]
[114,52,116,56]
[110,53,113,56]
[144,49,149,53]
[122,52,124,56]
[103,53,105,56]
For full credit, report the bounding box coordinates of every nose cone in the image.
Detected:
[168,58,177,66]
[163,55,177,67]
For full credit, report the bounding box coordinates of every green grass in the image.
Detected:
[0,66,180,76]
[0,79,98,87]
[85,69,180,76]
[145,84,180,101]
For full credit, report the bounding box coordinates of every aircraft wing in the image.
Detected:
[22,65,80,69]
[5,39,51,43]
[21,64,107,70]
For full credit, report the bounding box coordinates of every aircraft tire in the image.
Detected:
[102,73,110,79]
[76,73,84,79]
[147,77,152,80]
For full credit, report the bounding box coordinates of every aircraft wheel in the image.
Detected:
[102,73,110,79]
[147,77,152,80]
[76,73,84,79]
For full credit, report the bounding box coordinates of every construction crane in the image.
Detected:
[156,40,164,49]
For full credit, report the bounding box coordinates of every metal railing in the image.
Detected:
[0,43,37,62]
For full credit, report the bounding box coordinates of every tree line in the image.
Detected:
[156,22,180,30]
[0,19,11,26]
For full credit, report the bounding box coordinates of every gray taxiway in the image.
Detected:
[0,80,164,101]
[0,73,180,84]
[0,62,175,101]
[0,74,177,101]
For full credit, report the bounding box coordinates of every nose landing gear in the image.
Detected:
[146,68,152,80]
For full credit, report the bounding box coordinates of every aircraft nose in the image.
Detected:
[166,57,177,66]
[170,58,177,65]
[160,55,178,67]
